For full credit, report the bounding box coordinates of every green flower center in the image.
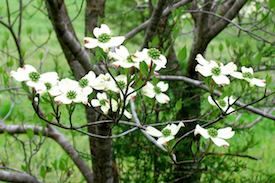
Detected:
[148,48,161,60]
[153,86,162,94]
[117,80,126,90]
[79,78,89,88]
[98,33,111,43]
[211,67,221,76]
[162,129,171,137]
[208,128,218,138]
[243,72,253,79]
[217,99,226,108]
[126,55,134,63]
[66,90,77,99]
[29,72,40,82]
[45,82,52,90]
[100,99,106,106]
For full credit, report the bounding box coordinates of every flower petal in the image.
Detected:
[211,137,230,147]
[250,78,266,87]
[217,127,235,139]
[212,75,230,85]
[156,93,170,103]
[194,124,210,139]
[146,126,163,137]
[157,136,174,145]
[230,71,243,79]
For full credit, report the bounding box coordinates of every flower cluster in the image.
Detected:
[11,24,170,119]
[195,54,266,87]
[194,124,235,147]
[10,24,241,149]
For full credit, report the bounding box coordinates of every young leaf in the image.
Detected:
[177,46,187,62]
[176,99,182,111]
[139,61,148,76]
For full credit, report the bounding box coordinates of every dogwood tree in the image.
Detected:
[0,0,275,182]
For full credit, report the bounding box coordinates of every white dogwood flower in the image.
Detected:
[91,92,118,114]
[10,65,59,92]
[109,46,140,69]
[84,24,125,52]
[230,66,266,87]
[54,78,88,105]
[78,71,100,96]
[93,73,117,92]
[142,81,170,103]
[208,96,235,114]
[146,122,185,145]
[132,48,167,71]
[194,124,235,147]
[195,54,237,86]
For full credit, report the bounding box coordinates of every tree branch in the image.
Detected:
[130,100,167,152]
[0,170,43,183]
[156,75,275,120]
[125,0,192,40]
[141,0,167,48]
[0,123,94,183]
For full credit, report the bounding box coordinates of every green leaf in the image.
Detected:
[254,53,262,66]
[21,82,30,93]
[149,36,159,47]
[139,61,148,76]
[40,166,46,178]
[59,159,66,171]
[7,58,13,67]
[219,43,223,52]
[152,76,159,85]
[175,99,182,111]
[225,39,230,47]
[4,31,9,40]
[26,128,35,139]
[177,46,187,62]
[269,0,275,10]
[39,53,44,60]
[191,142,197,154]
[265,75,272,86]
[51,160,57,170]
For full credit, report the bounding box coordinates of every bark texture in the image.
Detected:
[45,0,116,182]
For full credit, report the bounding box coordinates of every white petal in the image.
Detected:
[221,62,237,75]
[241,66,254,75]
[142,82,155,98]
[54,95,72,104]
[211,137,230,147]
[146,126,163,137]
[250,78,266,87]
[230,71,243,79]
[195,54,208,66]
[108,36,125,47]
[101,105,110,114]
[91,99,100,107]
[122,109,132,119]
[157,82,169,92]
[170,122,184,136]
[93,24,110,38]
[157,136,174,145]
[208,96,216,106]
[195,65,212,77]
[217,127,235,139]
[40,72,59,82]
[212,75,230,85]
[194,124,210,139]
[84,37,99,49]
[156,93,170,103]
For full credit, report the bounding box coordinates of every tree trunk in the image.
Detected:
[45,0,117,182]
